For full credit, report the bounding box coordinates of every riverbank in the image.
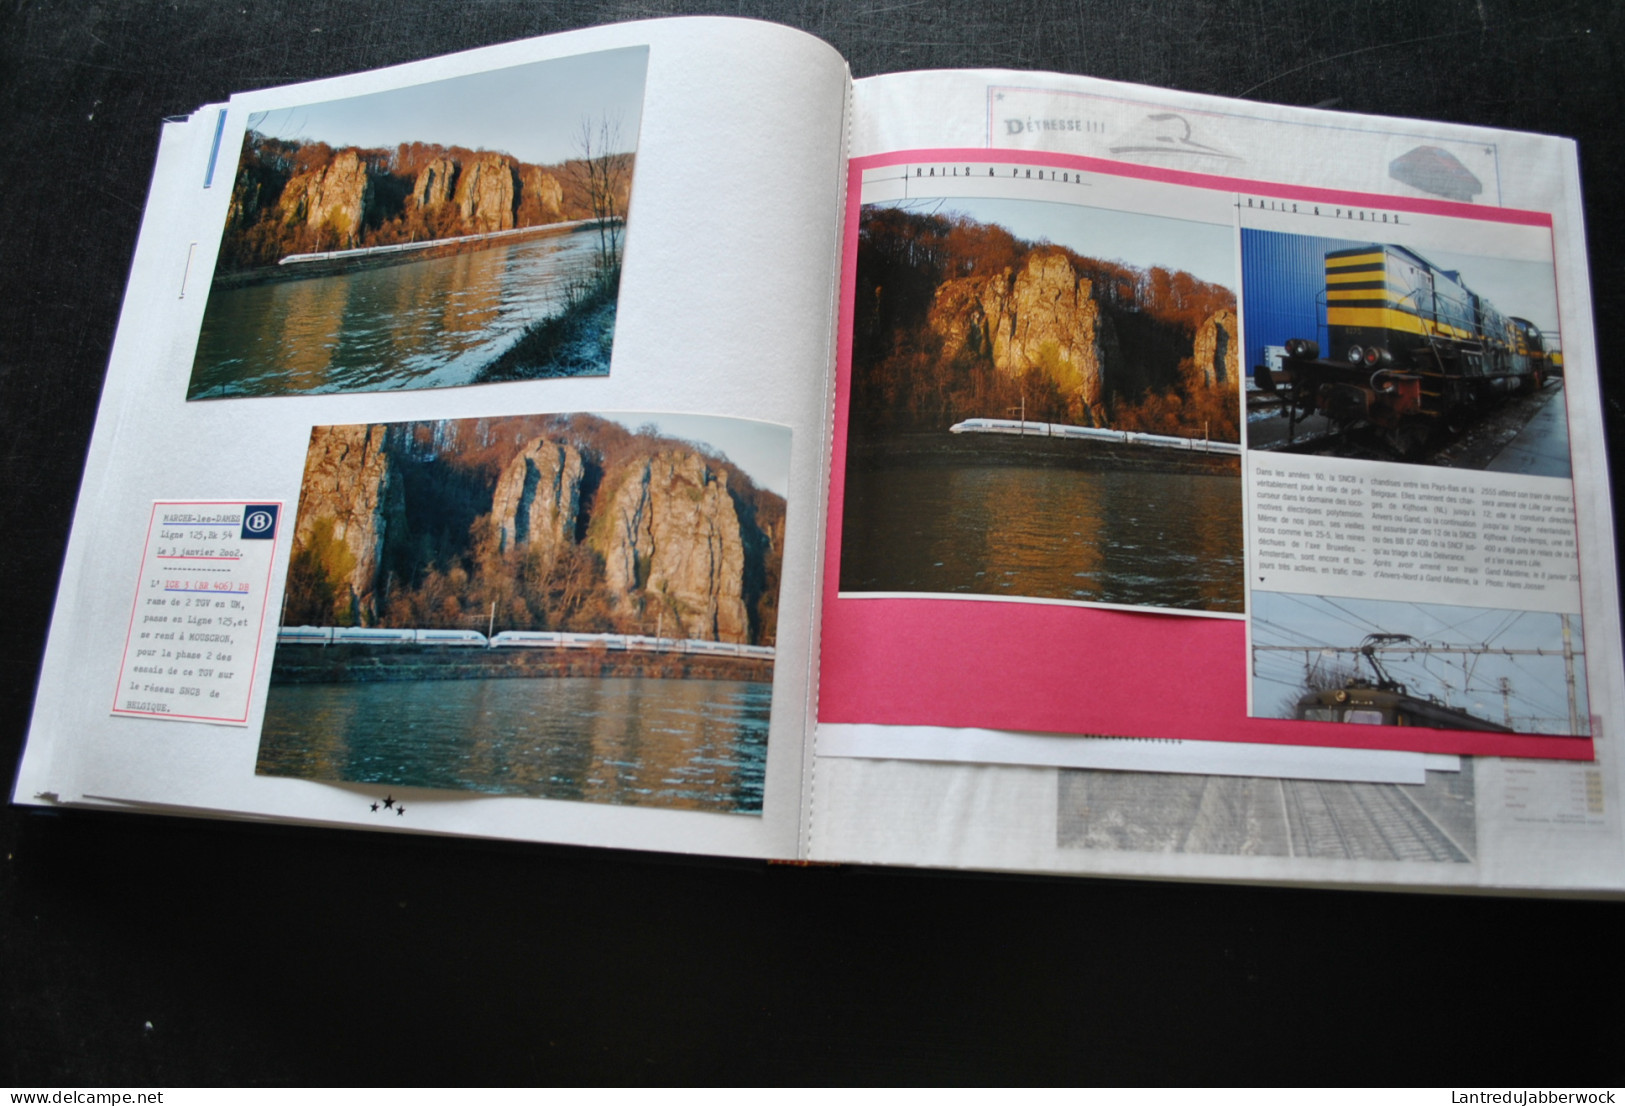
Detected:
[477,265,618,380]
[189,227,611,397]
[269,642,773,685]
[846,429,1241,476]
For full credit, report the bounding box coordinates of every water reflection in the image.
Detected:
[256,676,770,815]
[839,464,1243,612]
[189,229,603,398]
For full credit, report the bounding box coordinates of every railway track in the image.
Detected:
[1254,378,1563,468]
[1280,779,1471,861]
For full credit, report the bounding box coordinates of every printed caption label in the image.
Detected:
[112,501,282,724]
[1249,456,1581,613]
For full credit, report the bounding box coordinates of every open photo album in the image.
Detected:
[15,17,1624,895]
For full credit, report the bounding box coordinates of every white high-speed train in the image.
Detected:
[949,418,1242,454]
[277,626,774,659]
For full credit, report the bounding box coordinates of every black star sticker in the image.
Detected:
[396,805,406,816]
[382,795,395,809]
[370,802,379,812]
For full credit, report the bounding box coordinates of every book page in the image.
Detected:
[16,18,850,862]
[811,69,1624,892]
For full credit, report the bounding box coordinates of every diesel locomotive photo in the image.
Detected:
[1251,241,1563,460]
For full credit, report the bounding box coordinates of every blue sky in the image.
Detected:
[1251,592,1588,734]
[1415,248,1561,338]
[871,194,1237,290]
[595,412,792,498]
[246,45,647,166]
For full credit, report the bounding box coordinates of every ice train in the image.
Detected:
[276,625,774,659]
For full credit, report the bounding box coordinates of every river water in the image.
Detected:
[839,463,1244,613]
[256,676,770,815]
[189,228,604,398]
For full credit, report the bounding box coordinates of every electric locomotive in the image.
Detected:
[1256,243,1553,456]
[1291,633,1513,732]
[1294,683,1512,731]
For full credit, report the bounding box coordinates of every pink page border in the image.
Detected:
[818,147,1589,761]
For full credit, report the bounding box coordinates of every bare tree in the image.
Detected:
[571,113,629,274]
[1273,658,1359,718]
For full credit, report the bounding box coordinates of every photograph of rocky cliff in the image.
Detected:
[839,198,1245,614]
[256,412,790,816]
[187,46,646,400]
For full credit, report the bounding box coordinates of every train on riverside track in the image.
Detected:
[1255,243,1559,457]
[276,626,775,659]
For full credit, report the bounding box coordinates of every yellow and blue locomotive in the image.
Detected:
[1257,243,1554,455]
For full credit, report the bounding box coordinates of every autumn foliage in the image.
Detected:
[850,207,1240,442]
[217,132,633,272]
[282,415,784,645]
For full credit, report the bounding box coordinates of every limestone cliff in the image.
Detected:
[850,207,1243,441]
[594,450,750,643]
[285,416,785,642]
[410,156,457,208]
[219,134,595,272]
[518,166,564,222]
[929,250,1108,423]
[489,437,585,559]
[278,148,373,245]
[227,166,276,233]
[293,424,400,624]
[1192,308,1239,390]
[454,154,516,233]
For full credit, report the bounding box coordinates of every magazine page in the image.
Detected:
[14,17,850,862]
[808,69,1624,892]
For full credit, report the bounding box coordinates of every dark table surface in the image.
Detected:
[4,0,1623,1085]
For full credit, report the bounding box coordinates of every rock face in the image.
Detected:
[1192,308,1239,389]
[278,148,373,245]
[929,250,1108,423]
[410,157,457,208]
[489,437,585,558]
[284,419,782,643]
[454,154,516,233]
[219,135,590,272]
[227,166,275,233]
[518,166,564,221]
[294,424,398,624]
[594,450,750,643]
